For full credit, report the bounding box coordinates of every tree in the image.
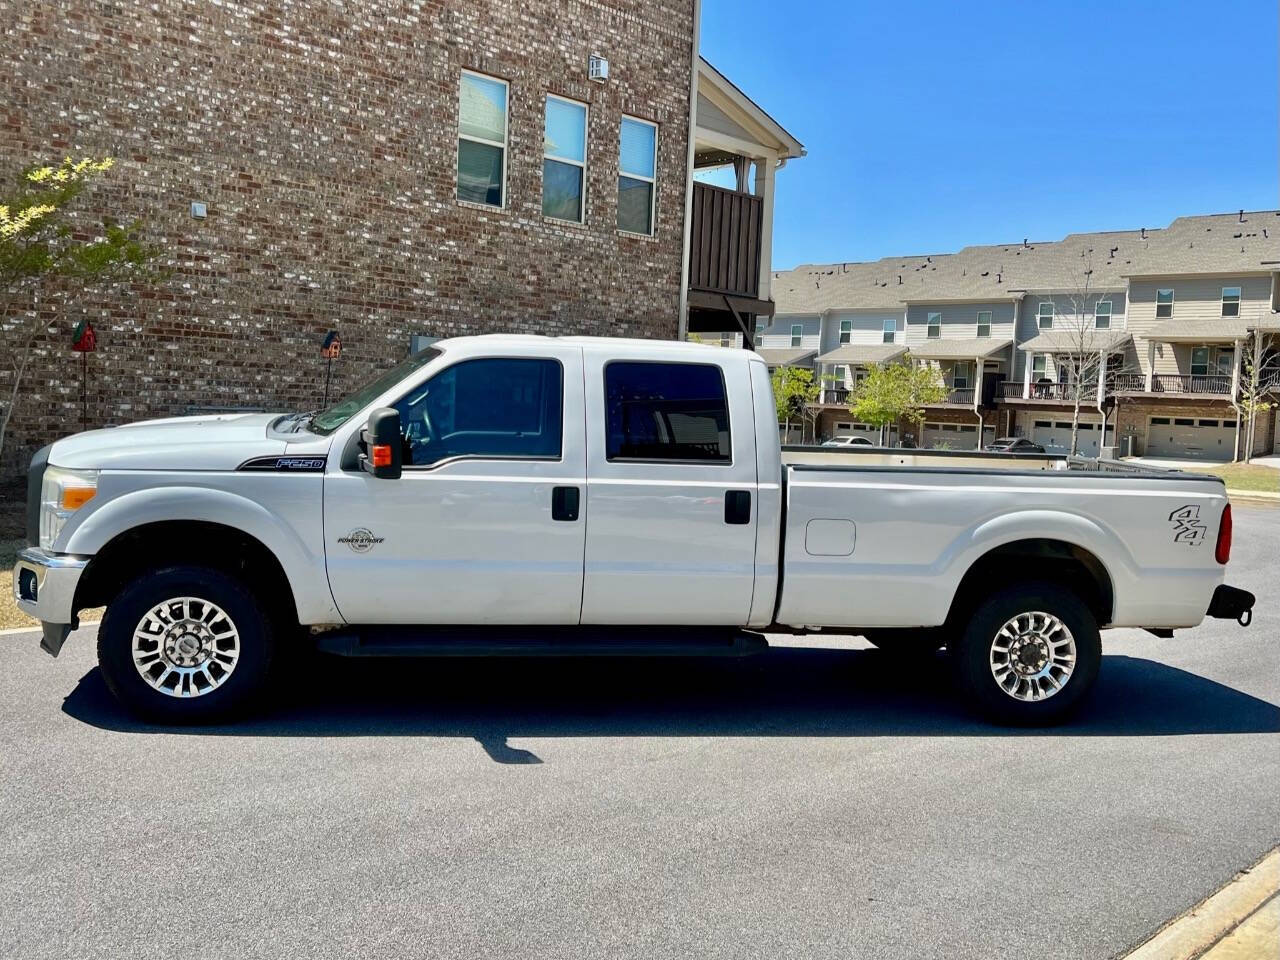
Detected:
[771,365,823,443]
[1236,331,1276,463]
[848,362,947,447]
[0,156,163,461]
[1035,257,1138,456]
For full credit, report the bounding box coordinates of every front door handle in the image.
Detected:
[552,486,580,522]
[724,490,751,525]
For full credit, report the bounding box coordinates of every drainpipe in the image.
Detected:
[1096,349,1108,451]
[1230,337,1243,461]
[676,0,703,341]
[974,351,984,446]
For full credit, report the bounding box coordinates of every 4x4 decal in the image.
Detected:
[1168,504,1207,545]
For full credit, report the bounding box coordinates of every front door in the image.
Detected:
[578,348,759,625]
[324,344,587,624]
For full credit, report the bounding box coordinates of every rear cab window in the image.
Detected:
[603,361,731,463]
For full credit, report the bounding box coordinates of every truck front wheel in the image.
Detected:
[97,566,276,723]
[952,582,1101,725]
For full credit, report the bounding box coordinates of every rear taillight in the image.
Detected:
[1215,504,1232,565]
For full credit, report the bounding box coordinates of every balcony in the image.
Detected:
[687,182,764,304]
[818,388,851,405]
[1151,374,1232,395]
[942,387,975,405]
[1110,374,1147,393]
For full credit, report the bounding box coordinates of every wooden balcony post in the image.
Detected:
[1022,352,1032,399]
[1145,341,1156,392]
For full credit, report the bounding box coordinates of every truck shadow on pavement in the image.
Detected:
[61,646,1280,761]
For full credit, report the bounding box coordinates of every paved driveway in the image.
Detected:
[2,507,1278,960]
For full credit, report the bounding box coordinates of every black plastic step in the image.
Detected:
[314,625,769,659]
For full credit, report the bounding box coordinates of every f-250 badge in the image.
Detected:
[338,528,385,553]
[1168,505,1207,545]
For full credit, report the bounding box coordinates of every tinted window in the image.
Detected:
[395,357,562,466]
[605,362,730,462]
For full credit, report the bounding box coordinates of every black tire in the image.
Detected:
[97,565,276,723]
[861,628,950,657]
[951,582,1101,726]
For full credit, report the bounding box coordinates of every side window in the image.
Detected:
[604,361,731,463]
[395,357,562,467]
[457,71,509,207]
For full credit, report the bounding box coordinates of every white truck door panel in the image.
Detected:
[324,345,586,624]
[579,348,758,625]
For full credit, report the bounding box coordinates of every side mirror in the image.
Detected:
[359,407,403,479]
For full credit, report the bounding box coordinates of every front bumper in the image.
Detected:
[13,547,89,656]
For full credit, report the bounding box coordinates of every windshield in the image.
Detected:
[308,347,441,435]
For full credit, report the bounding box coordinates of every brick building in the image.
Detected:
[0,0,711,472]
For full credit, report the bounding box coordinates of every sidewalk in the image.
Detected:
[1125,847,1279,959]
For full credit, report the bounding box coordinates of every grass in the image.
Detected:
[1187,462,1280,494]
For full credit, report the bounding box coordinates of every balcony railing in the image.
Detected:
[819,388,851,405]
[688,182,763,300]
[943,387,975,405]
[1152,374,1232,395]
[1110,374,1147,393]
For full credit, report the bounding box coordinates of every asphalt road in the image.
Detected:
[2,506,1279,960]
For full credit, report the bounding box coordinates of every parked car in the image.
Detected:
[822,435,875,448]
[985,437,1047,454]
[15,336,1254,725]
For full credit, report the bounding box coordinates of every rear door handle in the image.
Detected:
[724,490,751,525]
[552,486,580,522]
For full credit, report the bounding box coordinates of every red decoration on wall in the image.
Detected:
[71,319,97,353]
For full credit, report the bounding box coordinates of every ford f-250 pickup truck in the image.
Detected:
[14,335,1255,725]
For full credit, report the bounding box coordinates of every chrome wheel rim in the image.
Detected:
[989,611,1076,702]
[132,597,241,698]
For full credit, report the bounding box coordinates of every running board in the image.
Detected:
[314,625,770,659]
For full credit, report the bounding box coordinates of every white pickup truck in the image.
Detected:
[14,335,1254,725]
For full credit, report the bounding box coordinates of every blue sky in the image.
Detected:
[699,0,1279,270]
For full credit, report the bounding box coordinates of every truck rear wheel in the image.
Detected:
[97,566,276,723]
[952,582,1100,725]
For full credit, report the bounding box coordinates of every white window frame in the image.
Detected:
[1094,299,1113,329]
[457,69,509,209]
[1037,302,1054,329]
[543,93,588,224]
[1221,286,1241,318]
[618,115,658,237]
[1156,288,1175,318]
[1215,346,1235,377]
[1190,346,1210,376]
[839,318,852,344]
[926,312,941,339]
[882,318,896,344]
[976,310,992,338]
[950,362,970,390]
[790,323,803,348]
[1032,354,1047,378]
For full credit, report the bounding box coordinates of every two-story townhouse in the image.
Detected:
[769,211,1280,459]
[0,2,803,475]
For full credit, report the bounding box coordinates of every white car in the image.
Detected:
[14,335,1254,725]
[822,435,875,447]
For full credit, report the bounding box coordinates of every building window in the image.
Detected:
[543,95,587,222]
[1156,288,1175,318]
[605,361,730,462]
[1215,346,1235,376]
[1094,300,1112,329]
[1032,354,1047,378]
[790,324,803,347]
[976,310,992,338]
[457,71,508,207]
[1190,347,1210,376]
[754,319,766,338]
[1221,286,1241,317]
[1037,302,1054,329]
[926,312,941,339]
[618,116,657,235]
[882,318,896,344]
[838,318,852,344]
[951,362,970,390]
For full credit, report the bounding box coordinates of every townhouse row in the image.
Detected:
[745,211,1280,460]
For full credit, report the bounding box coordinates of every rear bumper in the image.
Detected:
[1206,584,1256,625]
[12,547,89,656]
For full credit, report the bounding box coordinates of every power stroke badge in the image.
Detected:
[1168,505,1208,546]
[338,528,385,553]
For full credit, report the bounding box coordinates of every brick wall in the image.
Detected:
[0,0,695,473]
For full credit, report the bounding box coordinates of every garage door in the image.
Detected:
[921,422,979,450]
[1030,419,1101,457]
[1146,416,1235,460]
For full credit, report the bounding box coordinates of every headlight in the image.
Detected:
[39,466,98,551]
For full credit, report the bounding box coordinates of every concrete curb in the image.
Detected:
[1225,487,1280,502]
[1122,846,1280,959]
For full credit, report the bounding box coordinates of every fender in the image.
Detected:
[933,508,1136,621]
[62,484,341,623]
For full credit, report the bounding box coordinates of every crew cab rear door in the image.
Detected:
[323,342,587,624]
[579,347,758,624]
